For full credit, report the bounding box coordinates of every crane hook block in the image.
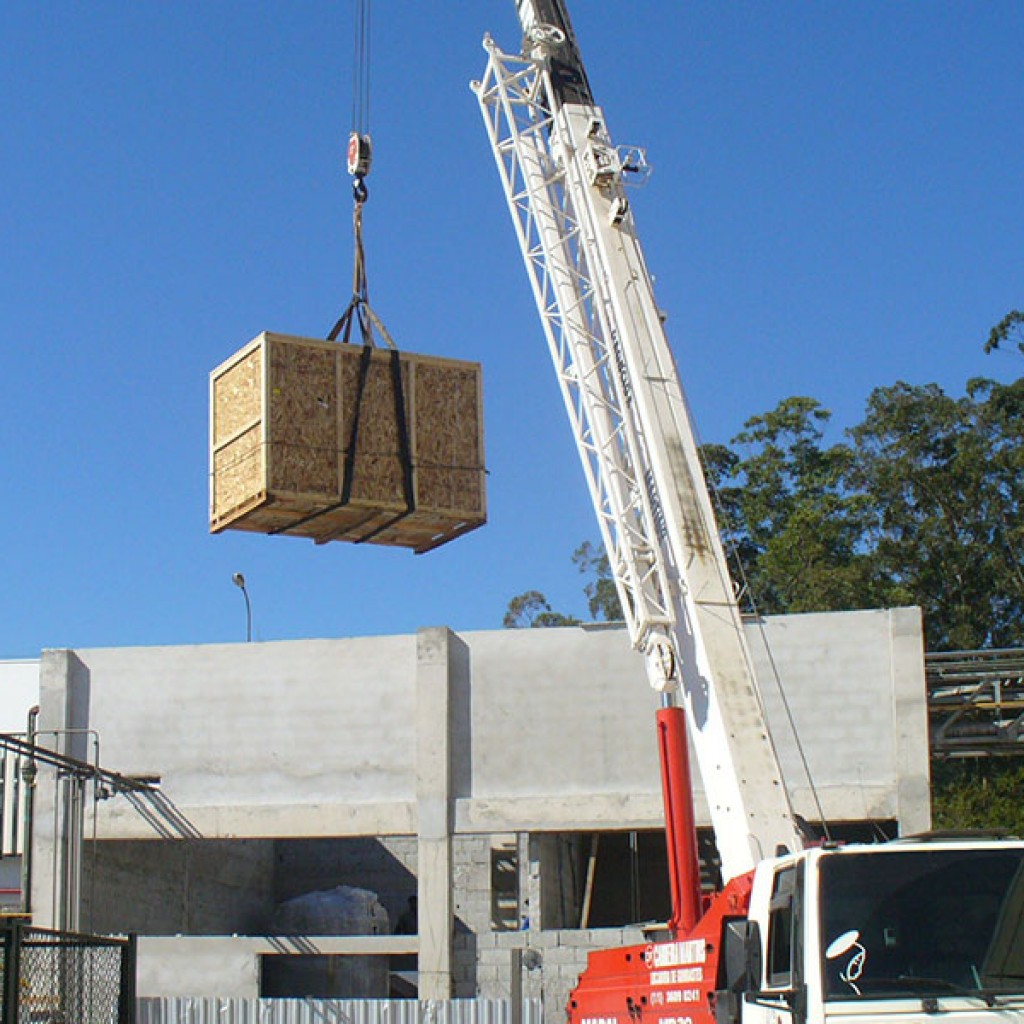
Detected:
[347,132,373,178]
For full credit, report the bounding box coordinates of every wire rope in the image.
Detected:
[351,0,371,137]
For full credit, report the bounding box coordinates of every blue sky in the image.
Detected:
[1,2,1021,658]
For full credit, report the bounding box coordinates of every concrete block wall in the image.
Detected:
[468,927,645,1020]
[452,835,496,936]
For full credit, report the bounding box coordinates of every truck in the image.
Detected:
[472,3,1024,1022]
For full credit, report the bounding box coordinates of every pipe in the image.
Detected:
[20,705,39,917]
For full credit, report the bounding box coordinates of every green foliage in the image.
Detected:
[707,396,881,616]
[984,310,1024,356]
[501,544,623,630]
[502,590,580,629]
[847,378,1024,649]
[572,541,623,621]
[704,368,1024,650]
[931,759,1024,834]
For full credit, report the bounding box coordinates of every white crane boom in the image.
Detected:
[473,6,803,881]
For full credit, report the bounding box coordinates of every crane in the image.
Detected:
[473,0,802,907]
[473,5,1024,1024]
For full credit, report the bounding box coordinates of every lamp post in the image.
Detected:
[232,572,252,642]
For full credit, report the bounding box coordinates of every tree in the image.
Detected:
[502,545,622,629]
[502,590,580,629]
[700,379,1024,649]
[932,759,1024,834]
[848,377,1024,649]
[984,310,1024,356]
[571,541,622,621]
[704,397,881,616]
[506,316,1024,649]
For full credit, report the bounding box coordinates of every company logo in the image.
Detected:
[646,941,706,969]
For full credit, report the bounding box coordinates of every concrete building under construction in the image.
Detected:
[1,606,929,1019]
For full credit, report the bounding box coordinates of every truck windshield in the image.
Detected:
[820,847,1024,1000]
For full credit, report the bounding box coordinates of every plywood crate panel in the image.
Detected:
[210,332,486,552]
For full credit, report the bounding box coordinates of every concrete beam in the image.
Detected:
[96,800,417,840]
[137,936,419,998]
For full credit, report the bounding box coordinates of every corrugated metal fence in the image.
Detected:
[138,999,543,1024]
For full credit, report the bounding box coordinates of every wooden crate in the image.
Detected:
[210,332,486,552]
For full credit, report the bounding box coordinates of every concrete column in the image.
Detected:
[32,649,90,928]
[415,627,468,999]
[889,608,932,835]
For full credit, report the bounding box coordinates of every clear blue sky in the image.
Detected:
[1,3,1021,658]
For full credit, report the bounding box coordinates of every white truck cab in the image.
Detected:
[733,839,1024,1024]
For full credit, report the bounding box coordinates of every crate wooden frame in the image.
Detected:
[210,332,486,553]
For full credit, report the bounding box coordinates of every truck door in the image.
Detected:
[746,863,806,1024]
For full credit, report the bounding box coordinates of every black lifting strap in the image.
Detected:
[276,140,416,543]
[340,342,376,507]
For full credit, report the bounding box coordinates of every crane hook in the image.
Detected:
[347,131,372,204]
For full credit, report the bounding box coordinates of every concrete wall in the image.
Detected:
[34,609,927,845]
[136,936,416,999]
[82,839,276,935]
[23,609,929,1015]
[749,607,930,828]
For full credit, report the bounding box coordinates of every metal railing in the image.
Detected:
[926,648,1024,757]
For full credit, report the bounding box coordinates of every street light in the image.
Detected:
[232,572,252,642]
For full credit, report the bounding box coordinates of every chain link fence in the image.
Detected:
[0,924,135,1024]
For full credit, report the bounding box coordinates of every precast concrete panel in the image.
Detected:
[71,637,418,838]
[464,627,658,797]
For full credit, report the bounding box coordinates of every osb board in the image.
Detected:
[413,361,484,515]
[212,343,262,446]
[210,330,486,550]
[212,424,263,519]
[266,338,340,496]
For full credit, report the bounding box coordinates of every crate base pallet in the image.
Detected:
[210,332,486,554]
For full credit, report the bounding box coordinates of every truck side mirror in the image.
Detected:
[721,919,762,992]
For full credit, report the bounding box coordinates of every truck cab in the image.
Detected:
[732,839,1024,1024]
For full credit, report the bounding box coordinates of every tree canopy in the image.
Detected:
[502,590,580,629]
[932,759,1024,834]
[706,374,1024,650]
[505,317,1024,652]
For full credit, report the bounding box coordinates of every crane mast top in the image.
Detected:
[475,3,804,881]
